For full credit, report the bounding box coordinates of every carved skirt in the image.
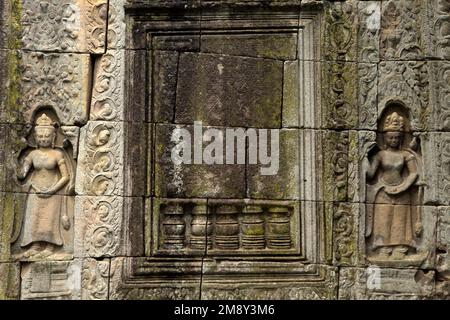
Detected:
[20,193,63,247]
[372,190,413,248]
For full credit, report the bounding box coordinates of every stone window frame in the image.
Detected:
[116,3,335,295]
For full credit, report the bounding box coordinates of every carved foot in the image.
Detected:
[392,246,408,260]
[378,247,392,259]
[33,249,54,259]
[17,247,42,260]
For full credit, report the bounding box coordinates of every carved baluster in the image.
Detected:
[190,203,212,250]
[241,205,265,250]
[215,205,239,250]
[267,206,291,250]
[161,203,185,249]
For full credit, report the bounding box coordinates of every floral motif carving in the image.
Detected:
[76,121,123,196]
[85,0,108,53]
[323,131,349,201]
[323,1,357,62]
[21,1,80,51]
[82,258,110,299]
[333,203,356,266]
[358,64,378,129]
[77,197,122,257]
[108,0,125,49]
[20,0,107,53]
[91,51,124,121]
[322,3,358,129]
[20,52,90,125]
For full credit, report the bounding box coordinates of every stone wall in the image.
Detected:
[0,0,449,300]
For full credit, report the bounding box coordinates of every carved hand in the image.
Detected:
[61,215,70,230]
[37,191,53,199]
[363,141,377,156]
[415,222,423,237]
[384,185,402,195]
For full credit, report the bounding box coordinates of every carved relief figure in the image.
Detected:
[363,108,424,263]
[12,110,76,259]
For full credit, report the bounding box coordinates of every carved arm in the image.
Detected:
[17,157,32,180]
[363,152,380,180]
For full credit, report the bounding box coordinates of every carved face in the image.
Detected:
[384,131,403,149]
[35,127,55,148]
[97,129,111,146]
[98,204,110,219]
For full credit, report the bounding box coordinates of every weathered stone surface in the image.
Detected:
[247,129,300,200]
[201,264,338,299]
[282,60,300,128]
[282,59,321,129]
[175,52,283,128]
[124,122,147,197]
[0,262,20,299]
[154,124,246,198]
[152,34,200,52]
[0,50,22,124]
[0,3,7,50]
[153,50,179,123]
[0,50,7,123]
[126,50,147,123]
[0,124,27,194]
[76,121,124,196]
[201,33,298,60]
[127,3,202,50]
[81,258,110,300]
[339,267,435,299]
[20,0,107,53]
[109,257,202,300]
[21,259,82,300]
[299,130,323,202]
[0,192,26,262]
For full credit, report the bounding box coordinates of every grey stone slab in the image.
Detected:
[175,52,283,128]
